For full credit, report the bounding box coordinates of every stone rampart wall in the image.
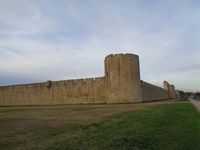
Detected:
[0,77,106,106]
[0,53,178,106]
[141,81,169,102]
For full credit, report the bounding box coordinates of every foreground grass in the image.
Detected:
[0,101,200,150]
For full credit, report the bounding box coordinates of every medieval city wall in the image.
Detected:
[0,53,179,106]
[141,81,169,102]
[0,77,106,106]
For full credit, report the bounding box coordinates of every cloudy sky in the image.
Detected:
[0,0,200,92]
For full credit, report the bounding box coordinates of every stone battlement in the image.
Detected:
[0,53,180,106]
[105,53,139,60]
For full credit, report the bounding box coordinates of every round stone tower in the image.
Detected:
[105,53,142,103]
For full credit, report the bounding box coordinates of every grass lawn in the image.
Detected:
[0,100,200,150]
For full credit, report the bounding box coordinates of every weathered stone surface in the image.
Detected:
[141,81,169,102]
[105,54,142,103]
[0,77,106,106]
[163,81,177,99]
[0,53,179,106]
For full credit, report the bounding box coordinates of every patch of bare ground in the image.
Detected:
[0,99,178,135]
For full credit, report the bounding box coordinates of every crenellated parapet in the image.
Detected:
[0,53,182,106]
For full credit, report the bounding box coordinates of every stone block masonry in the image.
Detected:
[0,53,180,106]
[0,77,106,106]
[141,81,169,102]
[105,54,142,103]
[163,81,177,99]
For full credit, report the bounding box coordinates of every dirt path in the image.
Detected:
[189,98,200,112]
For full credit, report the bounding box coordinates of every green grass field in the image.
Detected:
[0,100,200,150]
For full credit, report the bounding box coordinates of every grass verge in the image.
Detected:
[0,101,200,150]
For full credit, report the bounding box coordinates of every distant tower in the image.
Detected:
[168,84,177,99]
[105,54,142,103]
[163,81,177,99]
[163,81,169,91]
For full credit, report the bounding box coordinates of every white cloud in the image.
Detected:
[0,0,199,91]
[0,0,59,37]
